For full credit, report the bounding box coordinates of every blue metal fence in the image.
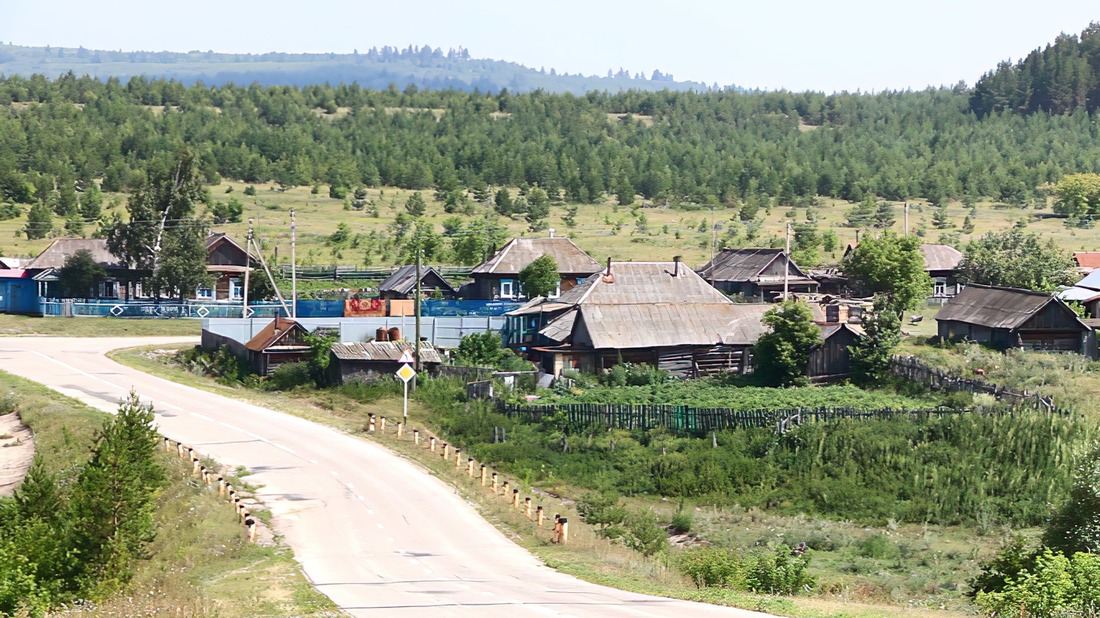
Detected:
[37,298,524,319]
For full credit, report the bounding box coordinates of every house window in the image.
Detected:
[933,277,948,297]
[229,278,243,300]
[500,279,516,299]
[97,281,118,298]
[547,281,562,299]
[196,285,214,300]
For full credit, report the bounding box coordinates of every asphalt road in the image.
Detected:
[0,336,770,617]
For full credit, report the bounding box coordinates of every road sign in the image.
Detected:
[398,349,415,364]
[396,363,416,383]
[397,362,417,419]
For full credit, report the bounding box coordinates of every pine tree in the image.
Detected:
[873,200,896,229]
[25,201,53,240]
[68,391,165,597]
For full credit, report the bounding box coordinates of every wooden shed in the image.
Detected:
[377,265,458,300]
[807,322,865,381]
[244,316,312,375]
[327,341,443,385]
[936,284,1091,354]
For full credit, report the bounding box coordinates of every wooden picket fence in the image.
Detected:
[495,400,969,435]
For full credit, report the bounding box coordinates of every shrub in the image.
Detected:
[744,545,814,595]
[976,549,1100,617]
[679,546,742,588]
[337,377,403,402]
[669,510,694,534]
[623,509,667,558]
[857,534,897,559]
[269,362,313,391]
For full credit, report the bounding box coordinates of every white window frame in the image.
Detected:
[933,277,948,298]
[500,279,516,299]
[229,278,243,300]
[196,285,214,300]
[547,280,562,299]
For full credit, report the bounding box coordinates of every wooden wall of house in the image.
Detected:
[1020,302,1087,333]
[807,329,858,379]
[208,243,248,267]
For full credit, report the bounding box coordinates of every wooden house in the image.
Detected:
[327,341,443,385]
[25,238,145,300]
[202,233,252,301]
[921,244,964,298]
[244,316,312,375]
[515,259,772,378]
[468,235,601,300]
[936,284,1091,354]
[697,248,817,300]
[377,265,458,300]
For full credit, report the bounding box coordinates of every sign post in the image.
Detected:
[396,350,416,419]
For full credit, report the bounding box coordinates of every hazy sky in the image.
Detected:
[2,0,1097,92]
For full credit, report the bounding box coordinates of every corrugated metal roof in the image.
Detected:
[1073,270,1100,291]
[471,237,601,275]
[561,261,733,305]
[935,284,1063,330]
[697,248,809,282]
[244,317,310,352]
[378,265,456,296]
[819,322,866,340]
[539,309,577,342]
[0,269,29,279]
[1059,286,1100,302]
[330,341,442,364]
[25,238,125,270]
[920,244,963,272]
[576,303,771,349]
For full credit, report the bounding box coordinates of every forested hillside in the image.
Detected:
[971,22,1100,116]
[0,42,711,95]
[2,73,1099,216]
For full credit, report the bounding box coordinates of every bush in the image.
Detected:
[623,509,667,558]
[669,510,694,534]
[679,546,742,588]
[976,549,1100,617]
[268,362,313,391]
[337,377,403,402]
[744,545,814,595]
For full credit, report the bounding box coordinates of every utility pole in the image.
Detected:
[903,202,909,236]
[414,241,422,376]
[242,219,252,318]
[784,221,791,300]
[290,209,297,319]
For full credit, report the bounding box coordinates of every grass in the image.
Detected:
[0,313,201,337]
[0,370,335,617]
[110,344,998,618]
[0,181,1083,274]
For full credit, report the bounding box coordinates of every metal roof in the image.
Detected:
[935,284,1078,330]
[574,303,772,349]
[1073,270,1100,291]
[378,265,457,296]
[1075,252,1100,270]
[1059,286,1100,302]
[470,237,601,275]
[697,248,809,282]
[330,341,442,364]
[25,238,125,270]
[559,261,733,305]
[920,244,963,272]
[244,317,310,352]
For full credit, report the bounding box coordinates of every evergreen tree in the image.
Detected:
[849,296,901,385]
[404,192,427,217]
[846,196,876,228]
[25,201,52,240]
[80,182,103,220]
[873,200,896,229]
[932,204,952,229]
[493,187,513,216]
[68,391,165,597]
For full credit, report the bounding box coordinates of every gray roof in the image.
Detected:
[697,248,809,282]
[559,261,734,305]
[1073,270,1100,291]
[1058,286,1100,302]
[471,237,601,275]
[935,284,1078,330]
[25,238,125,270]
[330,341,443,364]
[378,265,456,296]
[920,244,963,272]
[573,303,771,349]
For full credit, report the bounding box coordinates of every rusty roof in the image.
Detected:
[330,341,443,364]
[935,284,1082,330]
[244,317,310,352]
[697,248,809,282]
[1075,252,1100,270]
[471,237,601,275]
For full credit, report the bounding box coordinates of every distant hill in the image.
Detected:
[0,42,720,94]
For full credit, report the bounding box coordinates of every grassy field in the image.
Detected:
[111,344,1005,617]
[0,371,335,617]
[0,313,200,337]
[0,182,1094,273]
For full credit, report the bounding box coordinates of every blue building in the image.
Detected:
[0,270,42,315]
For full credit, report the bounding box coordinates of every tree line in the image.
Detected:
[2,70,1100,219]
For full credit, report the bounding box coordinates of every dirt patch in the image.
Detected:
[0,412,34,496]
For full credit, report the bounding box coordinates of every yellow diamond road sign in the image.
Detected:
[396,363,416,383]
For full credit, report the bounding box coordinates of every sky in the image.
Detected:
[1,0,1097,92]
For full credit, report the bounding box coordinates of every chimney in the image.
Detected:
[606,257,612,276]
[602,257,615,283]
[548,228,555,238]
[673,255,681,277]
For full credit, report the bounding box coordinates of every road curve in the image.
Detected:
[0,336,771,617]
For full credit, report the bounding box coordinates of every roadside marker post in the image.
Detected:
[396,353,416,420]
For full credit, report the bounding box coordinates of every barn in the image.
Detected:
[935,284,1091,354]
